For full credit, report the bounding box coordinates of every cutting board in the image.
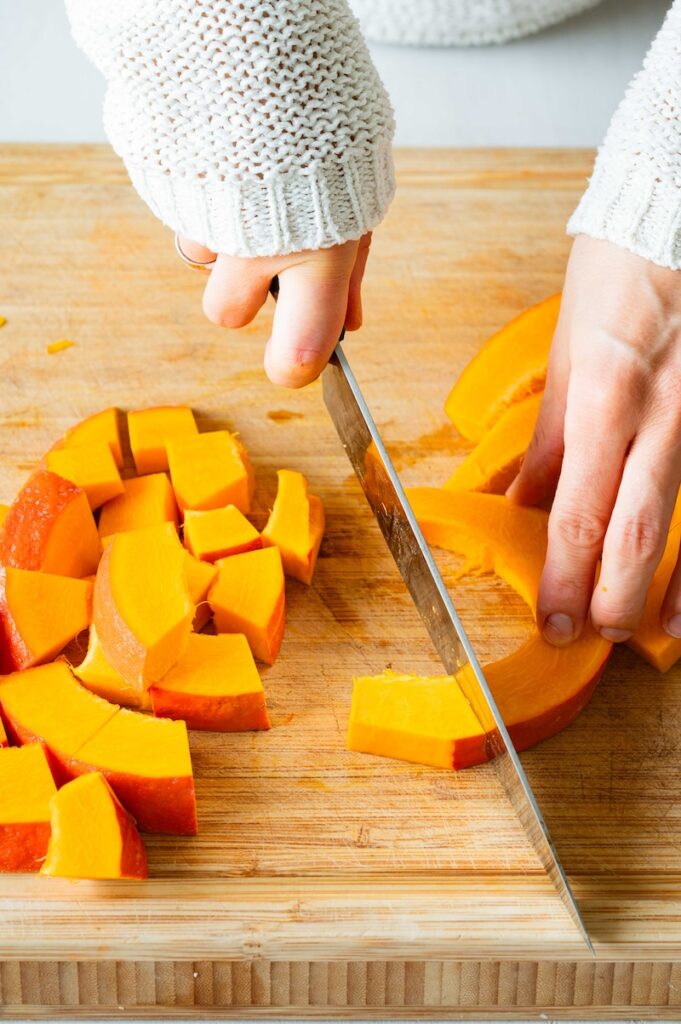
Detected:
[2,146,681,1018]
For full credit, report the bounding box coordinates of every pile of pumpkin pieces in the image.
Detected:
[0,406,323,879]
[347,294,681,771]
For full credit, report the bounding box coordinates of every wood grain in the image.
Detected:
[3,146,681,1012]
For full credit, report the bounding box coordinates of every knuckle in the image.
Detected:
[551,507,608,551]
[611,514,665,564]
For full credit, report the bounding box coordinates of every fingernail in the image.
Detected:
[505,476,520,500]
[542,613,574,646]
[665,614,681,639]
[599,627,631,643]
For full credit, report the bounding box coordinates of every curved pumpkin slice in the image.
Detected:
[98,473,179,541]
[0,471,101,578]
[46,442,124,510]
[445,294,559,441]
[0,743,57,872]
[41,772,147,880]
[72,625,151,710]
[445,392,542,494]
[261,470,325,585]
[209,546,285,664]
[54,408,124,469]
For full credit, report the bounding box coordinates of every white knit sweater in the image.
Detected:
[66,0,681,270]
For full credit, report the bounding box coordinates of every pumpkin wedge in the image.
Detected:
[46,442,124,510]
[0,743,57,872]
[55,408,124,469]
[0,567,92,673]
[98,473,179,540]
[445,293,560,441]
[150,633,270,731]
[72,625,152,710]
[128,405,198,475]
[41,773,147,880]
[184,505,261,563]
[168,430,253,515]
[445,391,542,494]
[0,471,100,578]
[183,551,218,632]
[209,546,285,664]
[261,470,325,585]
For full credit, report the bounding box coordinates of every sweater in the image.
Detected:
[66,0,681,270]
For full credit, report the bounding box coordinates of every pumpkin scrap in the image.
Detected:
[46,339,76,355]
[98,473,179,540]
[184,505,261,563]
[54,408,124,469]
[168,430,253,515]
[261,469,324,585]
[128,405,198,475]
[0,743,57,872]
[46,442,124,510]
[72,625,151,710]
[209,546,285,664]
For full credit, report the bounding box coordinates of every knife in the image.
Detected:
[322,340,594,955]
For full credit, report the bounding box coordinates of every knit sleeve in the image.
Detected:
[568,2,681,269]
[64,0,395,258]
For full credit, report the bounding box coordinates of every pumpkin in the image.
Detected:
[0,743,57,872]
[261,469,325,585]
[128,405,198,475]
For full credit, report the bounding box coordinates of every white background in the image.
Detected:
[0,0,671,146]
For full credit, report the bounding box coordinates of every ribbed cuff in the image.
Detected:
[568,154,681,270]
[124,137,395,258]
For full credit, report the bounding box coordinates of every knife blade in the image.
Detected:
[322,341,593,955]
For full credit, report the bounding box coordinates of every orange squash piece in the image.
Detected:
[98,473,179,540]
[261,470,325,585]
[41,773,147,880]
[72,625,152,710]
[55,408,124,469]
[209,546,285,664]
[46,442,124,510]
[184,505,261,563]
[0,567,92,673]
[0,505,8,529]
[150,633,270,731]
[445,392,543,494]
[183,551,217,632]
[0,471,100,578]
[93,522,194,690]
[0,743,57,872]
[445,294,560,442]
[168,431,253,515]
[128,405,198,475]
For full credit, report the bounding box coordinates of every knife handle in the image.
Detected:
[269,275,346,343]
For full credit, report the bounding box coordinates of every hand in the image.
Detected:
[178,234,371,388]
[507,235,681,646]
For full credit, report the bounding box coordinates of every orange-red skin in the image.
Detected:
[0,821,51,872]
[0,713,72,786]
[149,686,270,732]
[113,796,148,878]
[0,567,31,673]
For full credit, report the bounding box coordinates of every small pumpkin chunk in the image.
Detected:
[150,633,270,731]
[41,772,147,880]
[0,743,57,872]
[183,551,218,631]
[168,431,253,515]
[46,442,124,510]
[184,505,261,563]
[128,405,198,475]
[57,408,124,469]
[72,625,152,710]
[209,546,285,664]
[261,470,324,585]
[98,473,179,540]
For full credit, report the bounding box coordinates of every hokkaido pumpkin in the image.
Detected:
[128,405,198,475]
[98,473,179,540]
[0,743,57,872]
[46,442,124,510]
[53,408,124,469]
[167,430,253,515]
[183,505,261,563]
[72,625,152,710]
[261,470,325,585]
[41,772,147,880]
[209,546,285,664]
[445,294,560,442]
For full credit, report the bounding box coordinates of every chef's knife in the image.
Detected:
[322,341,593,954]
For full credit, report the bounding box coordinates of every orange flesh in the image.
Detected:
[183,551,217,631]
[445,391,543,494]
[59,408,124,468]
[41,772,147,880]
[46,442,124,510]
[168,431,252,515]
[128,405,198,475]
[0,743,57,872]
[628,520,681,672]
[184,505,261,562]
[72,625,152,710]
[98,473,179,540]
[0,471,100,578]
[150,633,269,731]
[444,294,560,442]
[209,546,285,664]
[0,505,8,529]
[0,567,92,672]
[261,470,324,585]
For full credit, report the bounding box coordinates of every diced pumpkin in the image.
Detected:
[128,405,198,475]
[445,392,543,494]
[72,625,152,710]
[98,473,179,540]
[0,567,92,673]
[261,470,324,585]
[0,471,100,578]
[150,633,270,731]
[168,431,253,515]
[46,442,124,510]
[0,743,57,872]
[183,505,261,563]
[0,505,8,529]
[209,546,285,664]
[93,522,194,690]
[41,773,147,880]
[53,408,124,469]
[183,551,217,632]
[445,294,560,441]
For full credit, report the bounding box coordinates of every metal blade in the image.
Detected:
[322,342,593,954]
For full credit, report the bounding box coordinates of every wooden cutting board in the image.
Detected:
[2,146,681,1018]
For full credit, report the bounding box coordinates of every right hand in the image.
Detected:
[178,233,372,388]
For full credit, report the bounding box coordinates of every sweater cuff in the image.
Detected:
[567,154,681,270]
[124,137,395,258]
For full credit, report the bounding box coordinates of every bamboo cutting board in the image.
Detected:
[2,146,681,1017]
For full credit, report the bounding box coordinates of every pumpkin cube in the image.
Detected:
[46,442,124,510]
[261,469,324,584]
[128,405,198,474]
[183,551,218,631]
[0,743,57,872]
[98,473,179,540]
[209,546,284,664]
[57,408,124,469]
[168,431,253,515]
[184,505,261,563]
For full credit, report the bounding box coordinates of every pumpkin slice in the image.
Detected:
[0,743,57,872]
[0,567,92,673]
[183,551,218,632]
[46,442,124,510]
[0,471,100,578]
[98,473,179,540]
[93,522,194,690]
[128,405,198,475]
[72,625,152,710]
[209,546,285,664]
[41,772,147,880]
[445,392,543,494]
[445,294,559,441]
[150,633,270,731]
[55,408,124,469]
[261,470,325,585]
[168,431,253,515]
[67,710,196,835]
[184,505,262,563]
